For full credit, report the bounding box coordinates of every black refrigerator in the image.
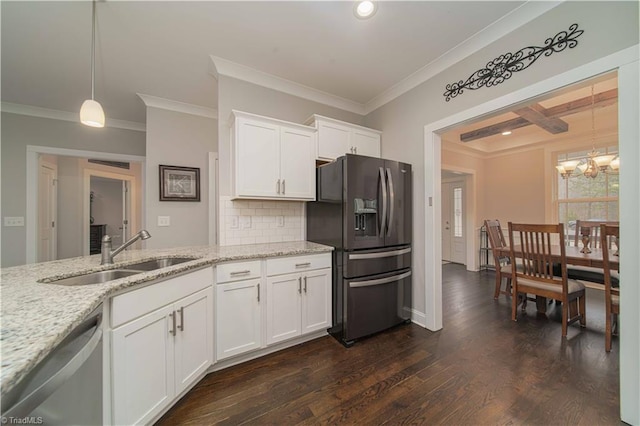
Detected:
[307,154,412,346]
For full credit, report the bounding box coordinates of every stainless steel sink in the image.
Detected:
[121,257,196,271]
[41,257,197,286]
[45,269,141,286]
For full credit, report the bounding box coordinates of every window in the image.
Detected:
[454,187,462,238]
[556,145,619,245]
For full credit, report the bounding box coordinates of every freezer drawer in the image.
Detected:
[343,246,411,279]
[344,268,412,343]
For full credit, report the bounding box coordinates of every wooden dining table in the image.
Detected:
[496,245,619,269]
[496,244,619,313]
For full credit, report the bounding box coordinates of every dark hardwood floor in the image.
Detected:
[157,264,620,425]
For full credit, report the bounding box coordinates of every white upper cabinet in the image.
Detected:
[306,115,381,161]
[231,110,316,201]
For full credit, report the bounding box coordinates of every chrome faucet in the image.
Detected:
[101,229,151,265]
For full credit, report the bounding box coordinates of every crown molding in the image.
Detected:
[210,55,366,115]
[0,102,145,132]
[137,94,218,119]
[363,1,563,114]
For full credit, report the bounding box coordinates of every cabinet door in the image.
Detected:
[236,118,280,197]
[174,288,213,395]
[317,121,350,161]
[112,305,175,426]
[301,268,332,334]
[266,273,302,344]
[351,129,381,158]
[216,279,262,360]
[279,127,316,200]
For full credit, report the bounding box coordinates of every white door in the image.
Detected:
[112,305,175,426]
[266,273,301,344]
[279,127,315,199]
[351,130,381,157]
[236,118,280,197]
[442,180,466,264]
[301,268,331,334]
[216,279,262,360]
[174,288,213,394]
[38,162,57,262]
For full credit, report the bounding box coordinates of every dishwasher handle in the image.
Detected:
[2,307,103,419]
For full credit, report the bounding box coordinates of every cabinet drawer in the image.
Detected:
[216,260,262,283]
[266,253,331,277]
[111,267,213,328]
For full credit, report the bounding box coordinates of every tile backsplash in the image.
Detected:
[218,196,305,246]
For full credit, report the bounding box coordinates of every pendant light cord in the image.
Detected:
[91,0,96,101]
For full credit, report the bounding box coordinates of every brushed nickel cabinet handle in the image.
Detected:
[169,311,176,336]
[257,283,260,302]
[177,307,184,331]
[298,277,302,294]
[277,179,281,194]
[230,270,251,276]
[282,179,285,194]
[295,262,311,268]
[304,276,307,293]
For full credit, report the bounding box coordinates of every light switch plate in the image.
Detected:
[157,216,171,227]
[276,216,285,227]
[4,217,25,227]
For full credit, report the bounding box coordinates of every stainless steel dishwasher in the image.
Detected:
[1,304,103,425]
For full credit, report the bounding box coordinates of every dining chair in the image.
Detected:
[567,220,619,287]
[600,224,620,352]
[508,222,586,337]
[573,220,618,248]
[484,219,514,299]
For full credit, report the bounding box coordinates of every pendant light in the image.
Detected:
[80,0,105,128]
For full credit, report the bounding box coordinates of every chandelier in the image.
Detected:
[556,86,619,179]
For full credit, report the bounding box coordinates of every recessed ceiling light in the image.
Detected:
[501,131,512,136]
[355,1,377,19]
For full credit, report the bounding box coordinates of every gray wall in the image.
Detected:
[1,112,145,267]
[217,75,365,196]
[144,107,217,249]
[364,1,639,318]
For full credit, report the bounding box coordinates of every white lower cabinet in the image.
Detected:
[215,278,262,360]
[111,268,213,426]
[215,260,263,360]
[266,255,332,345]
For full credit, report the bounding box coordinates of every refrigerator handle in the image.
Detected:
[386,167,395,238]
[379,167,387,236]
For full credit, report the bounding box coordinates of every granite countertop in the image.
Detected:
[0,241,332,396]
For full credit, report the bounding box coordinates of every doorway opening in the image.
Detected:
[424,48,637,423]
[27,146,145,263]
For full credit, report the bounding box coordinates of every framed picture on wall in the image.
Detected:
[159,165,200,201]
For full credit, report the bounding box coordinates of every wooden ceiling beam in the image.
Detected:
[513,104,568,134]
[460,88,618,142]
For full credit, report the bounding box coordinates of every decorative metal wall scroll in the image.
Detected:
[443,24,584,102]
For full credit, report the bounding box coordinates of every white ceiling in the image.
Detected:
[1,1,526,125]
